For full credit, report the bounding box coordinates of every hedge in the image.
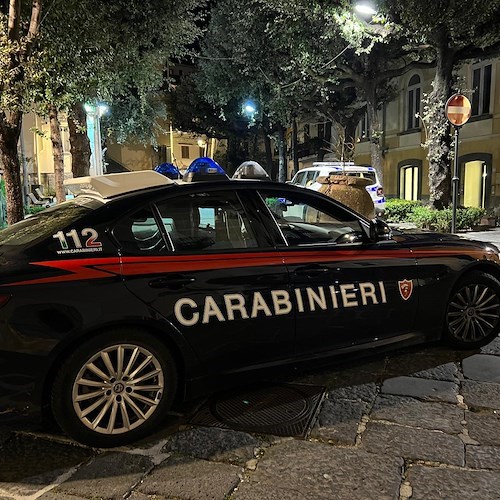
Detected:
[385,198,486,232]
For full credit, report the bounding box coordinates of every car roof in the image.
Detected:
[64,171,311,205]
[64,171,174,199]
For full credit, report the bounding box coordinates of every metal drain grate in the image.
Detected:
[190,383,325,438]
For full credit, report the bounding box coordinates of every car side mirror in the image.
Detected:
[369,218,392,241]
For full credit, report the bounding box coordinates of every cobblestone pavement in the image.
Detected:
[1,336,500,499]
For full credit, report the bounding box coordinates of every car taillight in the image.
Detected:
[0,294,11,308]
[376,187,384,197]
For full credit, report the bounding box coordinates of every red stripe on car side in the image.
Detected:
[3,245,489,286]
[4,257,122,286]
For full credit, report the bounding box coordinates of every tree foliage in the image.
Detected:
[0,0,205,222]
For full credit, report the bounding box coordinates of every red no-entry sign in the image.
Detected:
[445,94,472,127]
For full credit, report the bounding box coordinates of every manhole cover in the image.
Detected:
[190,383,325,438]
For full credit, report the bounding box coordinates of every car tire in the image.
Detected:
[444,271,500,348]
[51,329,177,447]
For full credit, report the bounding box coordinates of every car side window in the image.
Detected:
[155,191,258,252]
[304,170,318,187]
[292,171,306,186]
[113,206,167,253]
[260,191,364,246]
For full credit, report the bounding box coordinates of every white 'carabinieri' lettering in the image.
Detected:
[174,298,199,326]
[172,280,390,326]
[271,290,292,315]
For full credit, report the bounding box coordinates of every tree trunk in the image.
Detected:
[317,121,332,162]
[226,135,240,176]
[365,83,383,185]
[277,124,287,183]
[48,105,65,203]
[291,117,299,176]
[343,118,358,162]
[262,115,273,176]
[426,31,455,210]
[0,0,43,224]
[68,102,91,178]
[0,112,24,224]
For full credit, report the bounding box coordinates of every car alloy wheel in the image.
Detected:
[446,272,500,347]
[73,344,164,435]
[52,330,177,447]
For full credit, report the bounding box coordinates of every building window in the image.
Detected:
[407,74,421,130]
[181,145,190,159]
[471,62,492,117]
[399,164,420,200]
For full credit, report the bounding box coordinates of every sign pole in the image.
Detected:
[445,93,471,234]
[451,125,460,234]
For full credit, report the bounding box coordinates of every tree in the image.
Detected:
[1,0,205,220]
[0,0,42,223]
[381,0,500,209]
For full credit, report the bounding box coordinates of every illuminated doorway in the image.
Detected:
[398,160,422,200]
[460,154,492,208]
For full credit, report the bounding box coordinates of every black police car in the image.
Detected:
[1,169,499,447]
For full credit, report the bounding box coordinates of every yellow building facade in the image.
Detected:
[295,57,500,211]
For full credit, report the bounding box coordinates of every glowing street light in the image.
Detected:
[354,2,377,16]
[244,102,256,114]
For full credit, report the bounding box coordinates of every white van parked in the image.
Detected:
[289,162,385,216]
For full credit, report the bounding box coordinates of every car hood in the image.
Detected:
[392,230,499,252]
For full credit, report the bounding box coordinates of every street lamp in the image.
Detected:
[197,137,208,157]
[244,102,256,115]
[354,1,377,17]
[242,99,258,124]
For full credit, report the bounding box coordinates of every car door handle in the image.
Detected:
[148,275,196,289]
[294,265,330,278]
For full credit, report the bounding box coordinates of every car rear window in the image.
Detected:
[345,172,376,183]
[0,197,103,247]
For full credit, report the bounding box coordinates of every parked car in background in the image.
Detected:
[290,162,386,216]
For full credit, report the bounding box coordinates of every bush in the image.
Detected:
[24,205,46,216]
[384,199,422,222]
[456,207,486,230]
[385,199,486,232]
[409,206,485,232]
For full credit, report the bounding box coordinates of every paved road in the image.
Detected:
[1,336,500,500]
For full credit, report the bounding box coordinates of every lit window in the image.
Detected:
[399,164,420,200]
[471,62,492,117]
[407,74,421,130]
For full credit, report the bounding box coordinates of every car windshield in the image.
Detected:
[0,197,103,247]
